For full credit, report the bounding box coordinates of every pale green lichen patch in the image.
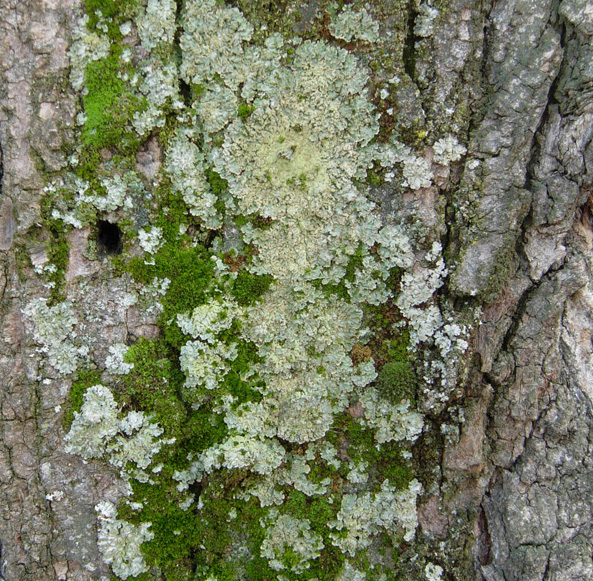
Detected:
[23,298,87,375]
[328,3,380,43]
[329,479,422,556]
[260,511,324,573]
[96,500,154,579]
[164,127,222,228]
[65,384,170,478]
[46,0,473,578]
[180,0,253,89]
[136,0,176,52]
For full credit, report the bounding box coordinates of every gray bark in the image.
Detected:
[0,0,591,579]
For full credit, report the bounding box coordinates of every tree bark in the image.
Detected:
[0,0,591,579]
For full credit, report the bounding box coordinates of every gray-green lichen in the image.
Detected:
[23,298,87,375]
[65,384,169,477]
[41,0,474,577]
[96,500,154,579]
[327,3,380,43]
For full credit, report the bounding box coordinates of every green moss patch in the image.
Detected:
[127,242,216,348]
[82,50,145,151]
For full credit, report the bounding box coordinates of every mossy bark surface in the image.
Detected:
[0,0,592,579]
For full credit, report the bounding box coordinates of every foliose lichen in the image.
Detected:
[42,0,474,577]
[96,500,154,579]
[23,298,87,375]
[328,3,380,43]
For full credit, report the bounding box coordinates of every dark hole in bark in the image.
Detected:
[96,220,123,255]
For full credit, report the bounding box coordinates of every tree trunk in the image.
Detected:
[0,0,591,579]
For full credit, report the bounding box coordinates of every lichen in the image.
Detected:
[137,0,176,52]
[164,127,222,229]
[414,3,440,38]
[69,15,111,91]
[96,500,154,579]
[329,479,422,556]
[23,298,85,375]
[48,0,469,577]
[433,134,467,165]
[65,384,169,476]
[328,3,380,43]
[260,511,324,573]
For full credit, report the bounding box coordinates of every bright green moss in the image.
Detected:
[282,490,345,576]
[154,183,193,241]
[367,166,383,186]
[205,168,229,196]
[127,243,215,349]
[186,478,274,579]
[119,337,190,439]
[85,0,140,37]
[220,340,264,404]
[237,102,255,122]
[82,49,145,151]
[121,478,201,580]
[63,368,102,430]
[230,270,274,305]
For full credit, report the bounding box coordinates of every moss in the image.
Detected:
[237,102,255,122]
[478,242,519,304]
[329,414,414,491]
[205,168,229,196]
[62,367,102,430]
[365,301,411,369]
[231,0,314,43]
[127,242,215,349]
[153,182,193,240]
[376,360,417,404]
[279,490,344,579]
[85,0,140,37]
[81,49,145,151]
[39,193,71,304]
[13,243,31,284]
[122,477,201,580]
[181,479,275,579]
[118,337,189,439]
[367,165,383,186]
[312,245,366,302]
[230,270,274,305]
[221,341,264,404]
[72,146,103,182]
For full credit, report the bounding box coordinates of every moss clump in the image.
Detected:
[121,478,202,581]
[376,360,417,404]
[329,414,414,491]
[232,0,318,43]
[119,337,189,439]
[231,270,274,305]
[82,49,145,151]
[281,490,345,578]
[206,168,228,196]
[237,102,255,121]
[39,193,71,304]
[85,0,140,36]
[127,242,215,349]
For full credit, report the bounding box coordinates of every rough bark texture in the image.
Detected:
[0,0,591,579]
